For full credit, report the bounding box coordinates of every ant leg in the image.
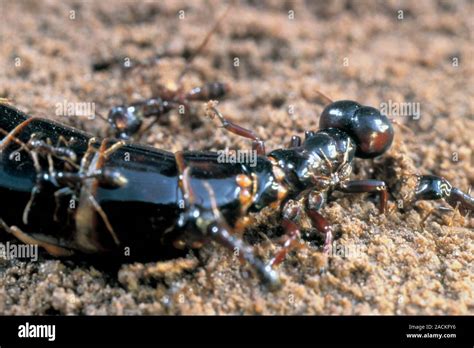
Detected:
[306,190,333,254]
[288,135,302,148]
[175,150,196,206]
[22,146,46,225]
[56,134,73,147]
[23,139,77,225]
[0,218,74,257]
[268,219,301,267]
[19,133,79,169]
[0,130,30,155]
[102,139,126,159]
[195,180,280,290]
[53,187,75,222]
[419,206,437,227]
[54,135,79,163]
[338,180,388,214]
[252,141,266,156]
[127,3,233,83]
[0,118,35,152]
[79,137,99,174]
[307,210,333,254]
[449,187,473,218]
[45,140,57,178]
[0,132,51,225]
[89,138,127,244]
[85,194,120,245]
[176,3,234,83]
[75,181,122,247]
[22,186,42,225]
[80,139,127,189]
[206,104,266,155]
[175,154,279,289]
[313,89,333,106]
[207,220,281,290]
[135,119,158,141]
[74,138,123,245]
[133,100,181,141]
[270,191,327,267]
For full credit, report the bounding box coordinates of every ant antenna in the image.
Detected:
[389,118,415,135]
[313,89,333,106]
[92,110,109,124]
[90,109,115,139]
[176,1,234,84]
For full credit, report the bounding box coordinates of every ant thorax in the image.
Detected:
[269,128,356,192]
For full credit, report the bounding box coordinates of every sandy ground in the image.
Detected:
[0,0,473,315]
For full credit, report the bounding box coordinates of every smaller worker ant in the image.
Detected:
[100,4,233,140]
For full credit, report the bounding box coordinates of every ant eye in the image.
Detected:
[108,106,142,139]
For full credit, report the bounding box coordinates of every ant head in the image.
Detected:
[108,106,143,140]
[319,100,394,159]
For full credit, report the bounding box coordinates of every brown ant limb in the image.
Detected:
[389,118,415,136]
[176,1,234,83]
[205,101,266,155]
[205,100,219,120]
[313,89,333,106]
[91,110,109,124]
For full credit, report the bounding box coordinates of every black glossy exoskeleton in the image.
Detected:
[1,100,472,290]
[415,175,473,215]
